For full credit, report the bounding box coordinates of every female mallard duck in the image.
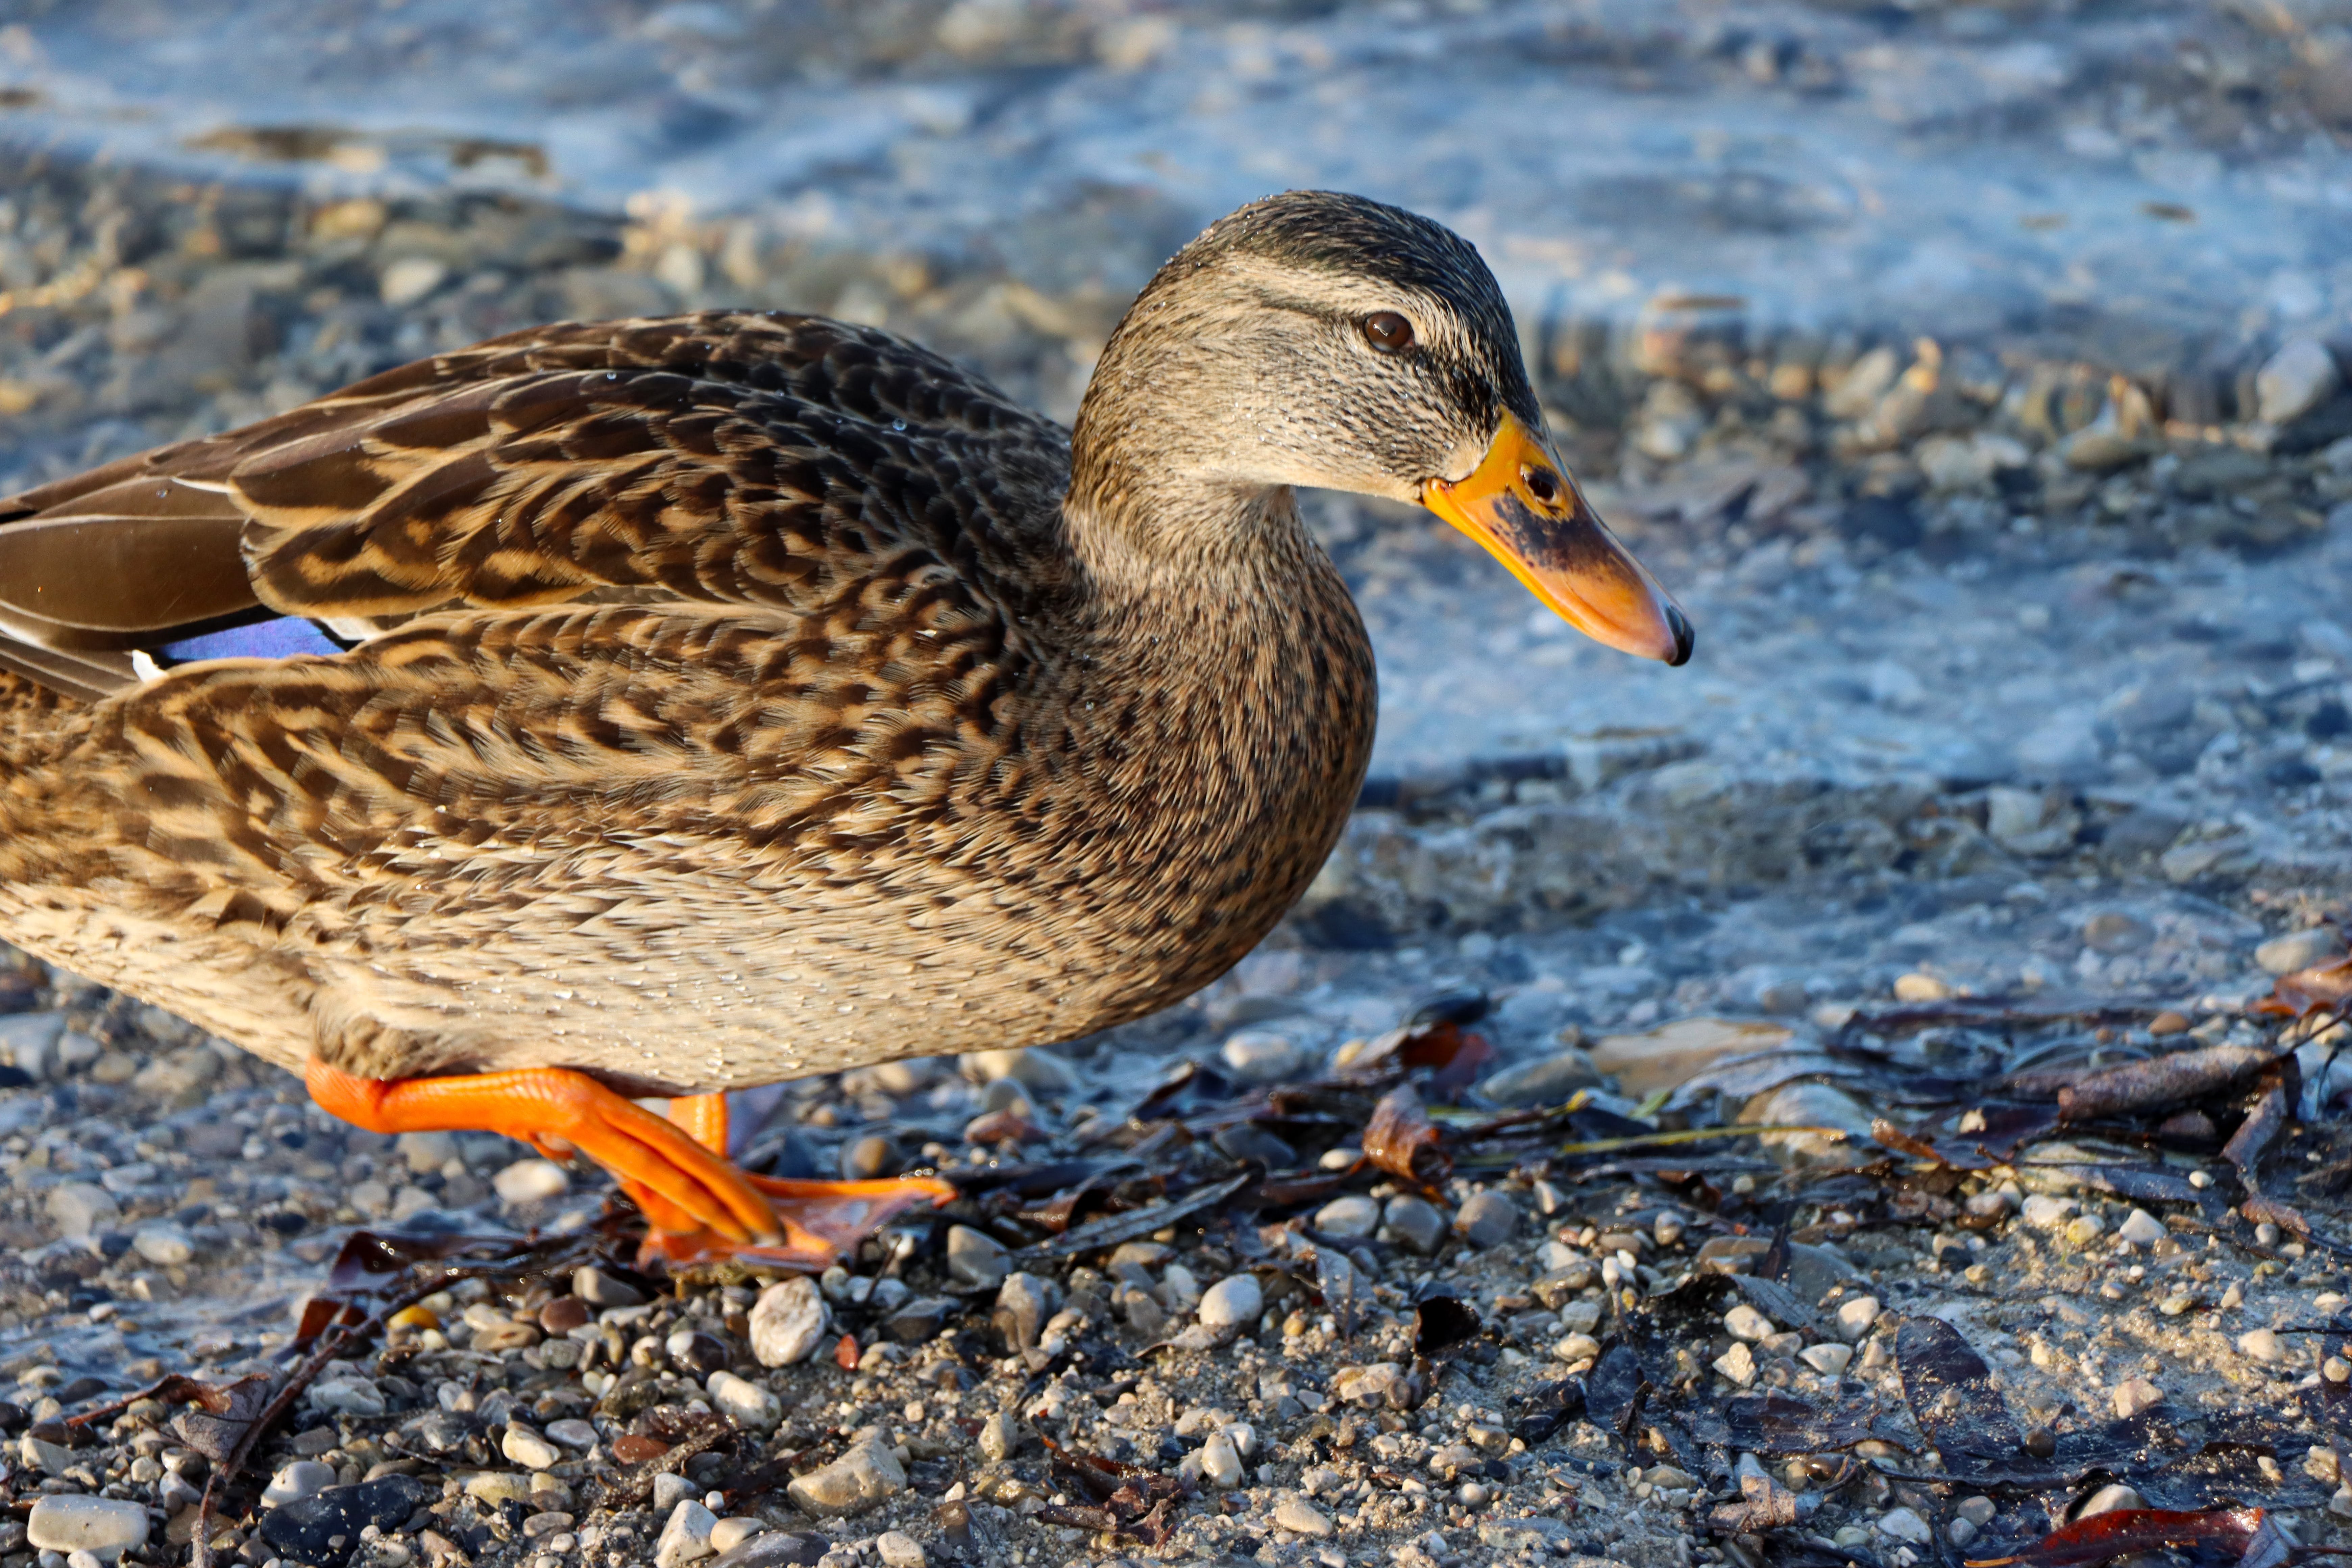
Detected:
[0,191,1687,1265]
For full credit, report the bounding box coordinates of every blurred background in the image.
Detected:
[0,0,2349,989]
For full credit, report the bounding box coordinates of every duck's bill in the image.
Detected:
[1420,413,1693,666]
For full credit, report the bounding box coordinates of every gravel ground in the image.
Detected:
[1,96,2352,1568]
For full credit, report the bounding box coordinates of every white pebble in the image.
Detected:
[1197,1273,1263,1332]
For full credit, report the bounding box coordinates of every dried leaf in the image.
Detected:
[1365,1083,1450,1186]
[1510,1377,1588,1447]
[171,1375,273,1466]
[1313,1244,1362,1340]
[1895,1316,2032,1484]
[1397,1020,1496,1099]
[1964,1506,2266,1568]
[1019,1171,1254,1261]
[2057,1044,2282,1123]
[1717,1391,1900,1455]
[2256,946,2352,1017]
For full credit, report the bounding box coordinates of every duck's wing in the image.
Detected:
[0,312,1069,702]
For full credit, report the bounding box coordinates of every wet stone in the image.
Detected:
[260,1474,426,1568]
[1476,1049,1601,1107]
[1453,1191,1518,1247]
[262,1459,339,1508]
[27,1496,148,1559]
[1382,1195,1448,1255]
[945,1224,1010,1290]
[708,1370,783,1429]
[786,1432,907,1517]
[575,1264,648,1307]
[751,1276,831,1367]
[1314,1195,1380,1237]
[658,1499,719,1568]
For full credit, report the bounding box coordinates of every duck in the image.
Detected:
[0,191,1689,1268]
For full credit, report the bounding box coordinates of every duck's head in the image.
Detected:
[1070,189,1691,666]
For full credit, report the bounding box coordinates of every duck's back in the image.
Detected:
[0,314,1374,1093]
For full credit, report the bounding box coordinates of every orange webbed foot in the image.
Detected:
[636,1173,959,1271]
[305,1061,781,1244]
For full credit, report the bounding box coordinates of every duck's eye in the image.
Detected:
[1524,465,1561,504]
[1362,312,1415,354]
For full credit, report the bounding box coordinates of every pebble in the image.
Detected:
[708,1370,783,1430]
[309,1377,386,1416]
[1476,1049,1600,1107]
[261,1460,339,1508]
[493,1157,570,1205]
[657,1499,719,1568]
[994,1272,1058,1350]
[1453,1191,1518,1248]
[786,1432,907,1516]
[959,1046,1079,1093]
[1879,1508,1933,1544]
[1723,1304,1775,1342]
[654,1473,699,1514]
[1381,1195,1448,1254]
[44,1182,119,1241]
[839,1134,895,1180]
[1200,1431,1245,1487]
[1274,1496,1334,1536]
[2256,338,2343,425]
[1222,1029,1313,1083]
[2238,1328,2289,1365]
[1554,1332,1601,1363]
[1313,1195,1380,1237]
[2116,1208,2166,1246]
[750,1277,831,1367]
[2077,1484,2146,1519]
[2257,927,2340,975]
[130,1222,194,1266]
[546,1418,598,1450]
[2020,1194,2078,1228]
[574,1264,648,1307]
[1798,1343,1854,1375]
[503,1422,562,1470]
[1713,1343,1757,1386]
[710,1518,767,1554]
[945,1225,1011,1289]
[2062,1213,2106,1246]
[398,1131,458,1173]
[876,1531,926,1568]
[468,1472,533,1506]
[1198,1273,1263,1332]
[380,255,450,308]
[260,1476,426,1563]
[2113,1377,2164,1418]
[1212,1122,1298,1168]
[28,1497,148,1558]
[979,1411,1020,1462]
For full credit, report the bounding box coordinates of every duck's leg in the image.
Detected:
[305,1061,781,1243]
[643,1091,957,1271]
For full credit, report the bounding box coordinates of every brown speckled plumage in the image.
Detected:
[0,192,1556,1097]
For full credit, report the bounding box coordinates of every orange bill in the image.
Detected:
[1421,413,1693,665]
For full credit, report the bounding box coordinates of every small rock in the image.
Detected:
[1381,1195,1449,1255]
[994,1272,1059,1350]
[2258,928,2341,975]
[27,1497,147,1560]
[786,1432,908,1517]
[1313,1195,1380,1238]
[261,1460,339,1509]
[1957,1496,1997,1526]
[1879,1508,1933,1545]
[2116,1208,2167,1247]
[397,1131,458,1173]
[657,1499,719,1568]
[945,1225,1011,1290]
[1333,1363,1402,1404]
[379,256,450,308]
[1221,1030,1313,1084]
[750,1277,831,1367]
[309,1377,386,1417]
[2063,1213,2106,1246]
[467,1472,533,1507]
[493,1159,569,1205]
[1799,1343,1854,1375]
[654,1473,699,1514]
[1746,1082,1875,1167]
[1723,1304,1775,1342]
[503,1423,562,1470]
[1453,1192,1518,1248]
[2112,1378,2163,1418]
[1835,1296,1883,1341]
[45,1182,119,1241]
[1713,1342,1757,1386]
[2077,1484,2146,1520]
[574,1264,649,1307]
[668,1328,731,1377]
[1198,1273,1263,1333]
[882,1295,958,1343]
[1476,1050,1601,1107]
[1274,1497,1334,1537]
[1200,1432,1245,1487]
[979,1411,1020,1462]
[546,1418,598,1450]
[958,1046,1079,1093]
[259,1476,426,1566]
[130,1223,194,1266]
[710,1518,767,1555]
[0,1011,64,1078]
[2257,338,2343,425]
[1211,1122,1298,1168]
[1554,1332,1601,1363]
[2239,1328,2289,1366]
[839,1134,895,1180]
[708,1370,783,1430]
[2020,1194,2078,1229]
[875,1531,926,1568]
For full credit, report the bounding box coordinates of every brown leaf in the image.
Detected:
[2256,949,2352,1017]
[1964,1505,2266,1568]
[1365,1083,1450,1186]
[171,1376,273,1466]
[2056,1044,2282,1123]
